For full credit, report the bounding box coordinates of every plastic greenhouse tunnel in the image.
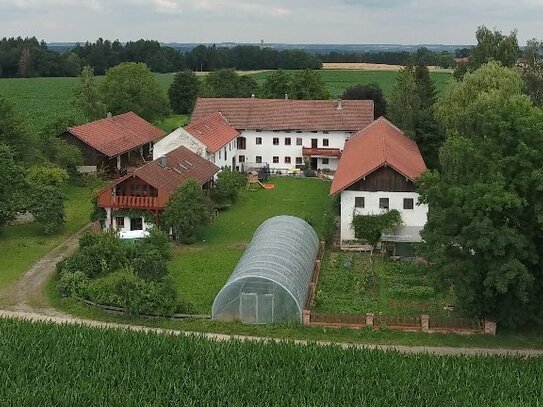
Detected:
[212,215,320,324]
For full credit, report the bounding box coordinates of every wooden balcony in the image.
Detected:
[111,195,159,209]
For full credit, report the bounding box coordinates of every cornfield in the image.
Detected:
[0,318,540,406]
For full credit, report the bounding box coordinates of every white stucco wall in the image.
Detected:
[238,130,349,171]
[152,128,207,160]
[340,191,428,242]
[104,209,152,239]
[212,139,238,168]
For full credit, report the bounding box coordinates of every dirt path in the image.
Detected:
[0,224,91,313]
[0,309,541,358]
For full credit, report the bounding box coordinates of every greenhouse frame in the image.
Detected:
[212,216,320,324]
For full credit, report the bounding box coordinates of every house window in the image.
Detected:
[285,137,291,146]
[224,148,228,161]
[237,137,246,150]
[284,156,291,164]
[296,138,303,146]
[379,198,389,210]
[256,137,262,145]
[296,157,303,165]
[130,217,143,231]
[404,198,414,210]
[256,156,262,164]
[273,137,279,145]
[355,197,365,208]
[273,156,279,163]
[322,158,329,165]
[239,155,245,163]
[323,138,329,147]
[218,150,221,159]
[115,217,125,229]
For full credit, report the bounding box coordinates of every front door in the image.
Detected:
[311,138,318,148]
[311,157,318,170]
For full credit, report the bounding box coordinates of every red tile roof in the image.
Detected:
[184,112,240,153]
[302,147,342,158]
[97,146,219,209]
[330,117,427,195]
[67,112,165,157]
[191,98,374,132]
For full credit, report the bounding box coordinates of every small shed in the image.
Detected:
[212,216,319,324]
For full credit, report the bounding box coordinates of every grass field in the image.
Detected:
[0,69,452,133]
[314,252,450,317]
[0,318,541,406]
[0,183,98,290]
[251,69,452,99]
[169,177,332,314]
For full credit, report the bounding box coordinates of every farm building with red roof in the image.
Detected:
[96,146,219,239]
[155,97,374,173]
[331,117,428,255]
[61,112,165,175]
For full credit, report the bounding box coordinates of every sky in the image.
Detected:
[0,0,541,45]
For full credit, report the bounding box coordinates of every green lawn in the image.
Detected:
[169,177,333,313]
[0,183,97,290]
[154,113,189,133]
[314,252,451,317]
[251,69,452,99]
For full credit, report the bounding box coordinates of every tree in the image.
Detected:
[0,143,25,232]
[162,180,211,242]
[388,66,421,137]
[73,66,107,121]
[454,26,519,78]
[212,168,246,206]
[290,69,330,100]
[520,38,543,106]
[202,69,259,98]
[25,166,68,234]
[100,62,170,121]
[262,70,292,99]
[341,84,387,118]
[351,210,402,253]
[168,70,199,114]
[420,62,543,327]
[0,96,35,161]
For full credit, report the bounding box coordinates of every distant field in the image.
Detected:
[251,70,452,99]
[0,69,452,133]
[322,62,451,72]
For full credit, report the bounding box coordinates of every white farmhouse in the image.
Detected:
[330,118,428,256]
[153,112,240,168]
[183,97,374,172]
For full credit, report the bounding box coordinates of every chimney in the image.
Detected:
[106,112,112,119]
[159,155,167,168]
[336,99,342,110]
[251,94,255,99]
[284,93,289,100]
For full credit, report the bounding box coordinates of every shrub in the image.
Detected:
[131,248,169,281]
[212,168,245,206]
[389,285,435,300]
[57,270,90,298]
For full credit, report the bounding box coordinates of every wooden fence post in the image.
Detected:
[365,312,374,328]
[303,309,311,325]
[421,315,430,332]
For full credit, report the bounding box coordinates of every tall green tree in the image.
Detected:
[261,70,292,99]
[100,62,170,121]
[290,69,330,100]
[73,66,107,121]
[201,69,259,98]
[162,180,211,242]
[0,96,35,161]
[520,38,543,106]
[388,66,421,137]
[420,62,543,327]
[168,70,199,114]
[0,143,25,233]
[341,84,387,118]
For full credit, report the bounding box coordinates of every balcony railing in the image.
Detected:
[111,195,159,209]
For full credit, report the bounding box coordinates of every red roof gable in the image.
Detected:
[184,112,240,153]
[330,118,427,195]
[191,98,374,132]
[97,146,219,209]
[67,112,165,157]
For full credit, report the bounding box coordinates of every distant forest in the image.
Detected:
[0,36,464,78]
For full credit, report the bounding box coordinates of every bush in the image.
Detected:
[87,268,178,316]
[131,248,169,281]
[212,168,245,206]
[57,270,89,298]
